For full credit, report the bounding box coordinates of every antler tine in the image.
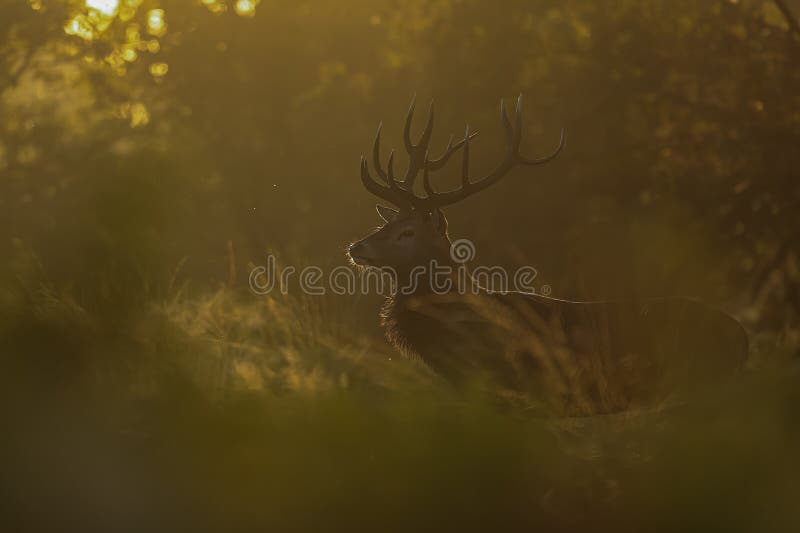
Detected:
[402,95,417,154]
[505,94,565,164]
[400,98,435,186]
[426,131,479,172]
[461,124,471,188]
[360,155,414,210]
[360,156,382,197]
[417,100,435,154]
[358,96,563,212]
[422,151,434,198]
[402,98,434,156]
[387,150,397,187]
[512,93,524,149]
[415,95,564,209]
[518,128,566,165]
[372,123,388,183]
[500,98,514,142]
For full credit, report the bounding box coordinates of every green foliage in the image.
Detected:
[2,0,799,327]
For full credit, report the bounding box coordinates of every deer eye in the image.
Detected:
[397,229,415,240]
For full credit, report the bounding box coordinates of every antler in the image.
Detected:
[360,94,565,211]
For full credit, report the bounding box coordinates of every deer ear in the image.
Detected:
[376,204,400,223]
[428,208,448,236]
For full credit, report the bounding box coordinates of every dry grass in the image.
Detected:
[1,254,798,531]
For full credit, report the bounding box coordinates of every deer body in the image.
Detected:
[381,288,747,411]
[348,96,747,412]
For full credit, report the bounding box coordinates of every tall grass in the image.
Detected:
[1,250,798,532]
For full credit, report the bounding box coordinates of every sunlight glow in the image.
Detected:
[122,47,137,62]
[235,0,258,17]
[150,62,169,78]
[120,102,150,128]
[65,0,123,41]
[202,0,228,14]
[86,0,119,17]
[147,9,167,36]
[65,15,95,41]
[119,0,144,21]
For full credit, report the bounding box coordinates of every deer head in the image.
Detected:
[347,95,565,278]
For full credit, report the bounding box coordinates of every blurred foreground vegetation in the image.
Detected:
[2,275,799,531]
[2,0,799,530]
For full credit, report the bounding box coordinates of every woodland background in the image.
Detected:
[1,1,799,531]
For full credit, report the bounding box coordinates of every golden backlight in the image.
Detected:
[3,1,800,530]
[86,0,119,17]
[146,8,166,37]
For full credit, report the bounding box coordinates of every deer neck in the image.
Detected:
[390,259,477,300]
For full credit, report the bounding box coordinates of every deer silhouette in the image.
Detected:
[348,96,747,413]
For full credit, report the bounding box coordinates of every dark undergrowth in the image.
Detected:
[1,259,798,532]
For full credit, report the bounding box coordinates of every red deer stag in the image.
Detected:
[348,96,747,413]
